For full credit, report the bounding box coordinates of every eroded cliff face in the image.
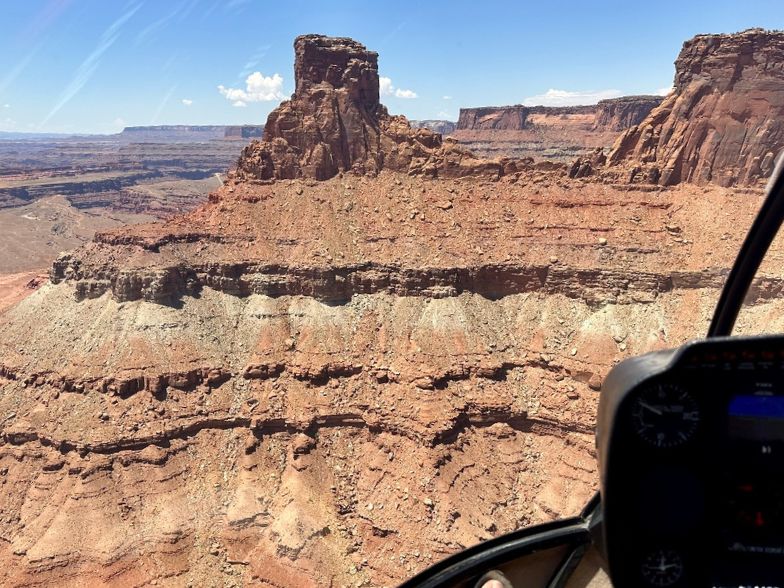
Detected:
[451,97,662,161]
[0,32,780,588]
[235,35,500,182]
[454,99,662,134]
[0,167,774,586]
[608,29,784,186]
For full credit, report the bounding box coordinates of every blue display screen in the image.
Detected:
[729,395,784,419]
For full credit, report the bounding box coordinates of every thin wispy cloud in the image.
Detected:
[201,0,222,19]
[656,86,674,96]
[41,2,142,127]
[218,72,284,107]
[17,0,73,44]
[238,44,271,79]
[380,76,418,99]
[522,88,622,107]
[226,0,252,11]
[0,44,42,97]
[135,0,198,46]
[152,85,177,123]
[379,21,406,48]
[176,0,201,22]
[2,104,9,109]
[181,98,193,106]
[442,96,452,100]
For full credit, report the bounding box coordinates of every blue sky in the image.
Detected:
[1,0,783,134]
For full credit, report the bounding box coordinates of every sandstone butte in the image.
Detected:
[607,28,784,186]
[0,30,784,588]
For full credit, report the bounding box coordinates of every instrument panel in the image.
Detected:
[598,336,784,587]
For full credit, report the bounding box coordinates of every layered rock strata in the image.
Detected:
[608,29,784,186]
[455,97,662,133]
[234,35,502,181]
[451,97,662,161]
[0,31,781,588]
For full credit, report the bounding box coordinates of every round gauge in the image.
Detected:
[631,383,700,448]
[640,548,684,586]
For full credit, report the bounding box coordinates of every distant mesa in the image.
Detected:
[450,96,663,162]
[117,125,264,142]
[224,125,264,140]
[608,28,784,186]
[455,96,663,133]
[119,125,228,142]
[234,34,502,181]
[410,120,457,135]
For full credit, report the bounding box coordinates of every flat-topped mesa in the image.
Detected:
[234,34,503,181]
[593,96,664,132]
[455,97,662,133]
[608,29,784,186]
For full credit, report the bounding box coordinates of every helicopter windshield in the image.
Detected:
[0,3,782,588]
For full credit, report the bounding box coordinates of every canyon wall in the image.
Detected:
[1,30,782,588]
[608,29,784,186]
[452,97,662,161]
[410,120,457,135]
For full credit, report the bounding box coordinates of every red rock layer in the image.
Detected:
[608,29,784,186]
[455,98,662,134]
[235,35,503,182]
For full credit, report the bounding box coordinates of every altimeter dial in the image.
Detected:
[640,548,684,586]
[632,383,700,448]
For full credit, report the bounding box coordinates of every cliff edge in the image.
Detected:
[608,29,784,186]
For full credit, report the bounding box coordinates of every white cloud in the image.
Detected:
[656,86,673,96]
[395,89,417,99]
[442,95,452,100]
[218,71,284,107]
[522,88,622,107]
[181,98,193,106]
[113,117,126,129]
[437,111,453,119]
[380,76,418,99]
[233,100,247,108]
[380,76,393,96]
[2,104,9,109]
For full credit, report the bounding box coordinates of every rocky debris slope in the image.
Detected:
[0,167,774,587]
[608,29,784,186]
[0,168,770,586]
[234,35,502,181]
[0,31,780,588]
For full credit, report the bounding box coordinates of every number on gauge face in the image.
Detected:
[640,548,684,587]
[631,383,700,448]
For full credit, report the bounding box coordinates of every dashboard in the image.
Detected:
[598,335,784,587]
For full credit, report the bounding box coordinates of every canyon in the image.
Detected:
[0,127,260,274]
[0,28,783,588]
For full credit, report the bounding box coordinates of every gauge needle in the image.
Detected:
[639,401,664,415]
